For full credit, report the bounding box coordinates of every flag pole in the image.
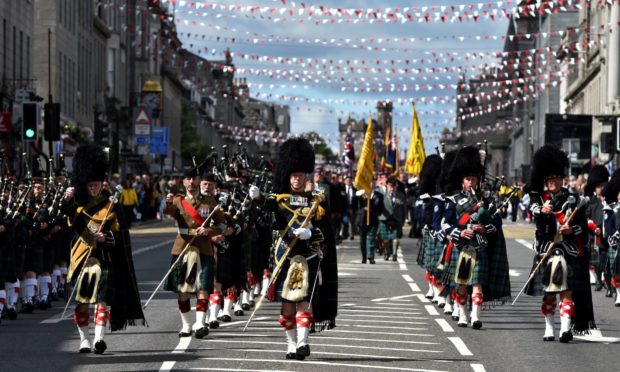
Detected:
[366,192,370,226]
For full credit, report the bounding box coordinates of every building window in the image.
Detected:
[2,19,6,79]
[19,31,23,83]
[26,36,30,80]
[12,26,16,79]
[107,48,115,95]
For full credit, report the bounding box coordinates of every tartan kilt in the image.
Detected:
[462,246,488,286]
[483,229,512,304]
[609,247,620,276]
[440,244,460,294]
[367,225,380,252]
[70,266,111,304]
[378,222,398,241]
[165,254,215,294]
[524,242,587,296]
[421,235,442,272]
[588,240,600,267]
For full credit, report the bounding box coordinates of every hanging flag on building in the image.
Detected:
[405,104,426,175]
[354,115,374,196]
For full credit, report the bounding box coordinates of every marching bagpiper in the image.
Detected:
[62,144,145,353]
[602,170,620,306]
[584,165,609,293]
[248,137,338,360]
[523,145,595,342]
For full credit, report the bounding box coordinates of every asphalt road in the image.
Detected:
[1,220,619,372]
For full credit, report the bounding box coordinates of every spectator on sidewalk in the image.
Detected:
[121,176,138,228]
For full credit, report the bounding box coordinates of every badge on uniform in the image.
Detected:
[199,207,209,217]
[290,196,308,207]
[458,198,468,206]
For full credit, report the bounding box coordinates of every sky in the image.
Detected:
[174,0,512,153]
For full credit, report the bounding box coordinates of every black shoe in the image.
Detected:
[472,320,482,330]
[234,309,244,316]
[438,302,446,309]
[606,288,614,298]
[543,336,555,342]
[559,331,572,343]
[218,314,232,322]
[22,303,34,314]
[369,259,375,264]
[384,255,390,261]
[50,291,59,302]
[7,308,18,320]
[286,352,297,360]
[457,322,467,328]
[194,327,209,339]
[452,315,459,321]
[362,258,367,264]
[296,344,310,360]
[178,330,193,337]
[209,320,220,329]
[93,340,107,355]
[392,256,397,262]
[241,303,251,311]
[39,300,51,310]
[79,346,91,354]
[595,282,603,291]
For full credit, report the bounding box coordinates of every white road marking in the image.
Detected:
[189,368,291,372]
[340,308,422,315]
[509,269,521,277]
[389,294,419,300]
[216,334,438,345]
[471,364,487,372]
[573,329,620,344]
[448,337,474,356]
[41,313,72,324]
[325,329,435,337]
[217,317,270,328]
[337,324,428,331]
[133,239,176,255]
[198,347,453,363]
[397,250,408,270]
[344,305,420,311]
[159,361,176,371]
[400,263,409,271]
[515,239,534,251]
[198,357,448,371]
[338,272,357,277]
[337,318,427,325]
[372,297,389,302]
[425,305,440,315]
[203,339,443,353]
[340,303,356,307]
[172,336,191,354]
[435,319,455,333]
[339,313,428,319]
[415,294,431,303]
[409,283,422,292]
[402,274,414,282]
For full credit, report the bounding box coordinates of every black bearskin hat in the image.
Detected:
[603,169,620,203]
[440,150,458,195]
[584,165,610,196]
[526,145,568,193]
[449,146,484,189]
[72,143,109,204]
[273,137,315,193]
[418,154,442,195]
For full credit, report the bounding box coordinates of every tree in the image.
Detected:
[300,131,337,162]
[181,101,210,165]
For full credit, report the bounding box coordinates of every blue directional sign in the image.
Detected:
[150,127,168,155]
[135,135,149,145]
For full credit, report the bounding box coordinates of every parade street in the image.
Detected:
[0,220,617,372]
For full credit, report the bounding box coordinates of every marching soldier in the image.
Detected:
[584,165,610,293]
[379,177,407,262]
[163,166,227,339]
[524,145,595,342]
[602,170,620,306]
[249,137,338,360]
[62,144,145,354]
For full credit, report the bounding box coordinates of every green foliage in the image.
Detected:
[61,124,89,143]
[180,101,209,165]
[300,131,336,162]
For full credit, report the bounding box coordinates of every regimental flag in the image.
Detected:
[384,131,400,176]
[342,126,355,178]
[354,115,374,196]
[405,104,426,175]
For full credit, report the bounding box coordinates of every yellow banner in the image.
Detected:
[354,115,375,196]
[405,104,426,175]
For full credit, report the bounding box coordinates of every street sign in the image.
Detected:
[150,127,168,155]
[133,106,153,136]
[135,135,149,145]
[120,148,133,156]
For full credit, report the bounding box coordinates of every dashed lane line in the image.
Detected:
[434,319,455,333]
[337,324,429,331]
[409,282,422,292]
[414,294,431,303]
[425,305,440,316]
[172,336,191,354]
[515,239,534,251]
[159,361,176,372]
[402,274,414,282]
[340,313,429,320]
[337,318,427,325]
[471,364,487,372]
[448,337,474,356]
[197,357,449,372]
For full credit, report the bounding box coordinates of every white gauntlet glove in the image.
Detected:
[609,231,620,247]
[249,185,261,200]
[293,227,312,240]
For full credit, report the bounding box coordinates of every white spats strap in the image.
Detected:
[0,289,6,312]
[6,281,19,308]
[24,278,38,301]
[180,311,193,334]
[38,276,52,301]
[285,329,297,353]
[51,270,61,291]
[544,314,555,339]
[94,306,109,342]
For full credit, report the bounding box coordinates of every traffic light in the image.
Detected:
[94,114,110,144]
[44,103,61,141]
[22,102,39,141]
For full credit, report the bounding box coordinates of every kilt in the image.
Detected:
[457,246,488,286]
[366,225,380,253]
[588,240,600,267]
[609,247,620,276]
[524,242,587,296]
[378,221,397,241]
[70,263,111,304]
[216,238,245,291]
[277,254,320,304]
[421,234,442,272]
[165,254,215,294]
[22,244,44,274]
